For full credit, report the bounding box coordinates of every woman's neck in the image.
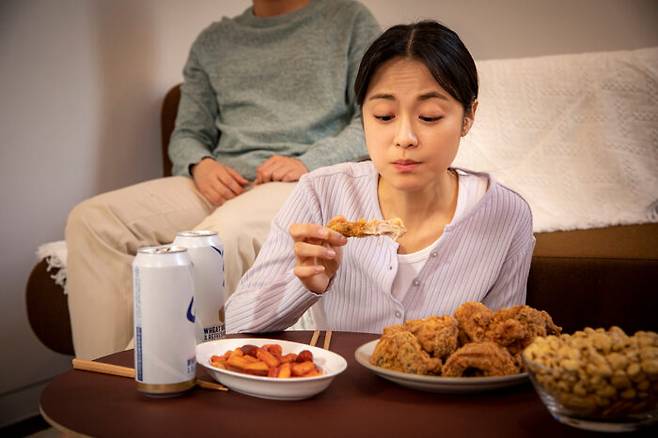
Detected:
[378,170,458,253]
[252,0,310,17]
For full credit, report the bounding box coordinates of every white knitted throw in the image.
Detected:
[36,240,68,291]
[454,47,658,232]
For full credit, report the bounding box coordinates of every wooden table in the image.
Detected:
[40,331,652,437]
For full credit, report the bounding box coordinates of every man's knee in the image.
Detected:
[204,210,255,246]
[65,198,102,243]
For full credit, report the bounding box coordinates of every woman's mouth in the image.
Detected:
[392,160,421,172]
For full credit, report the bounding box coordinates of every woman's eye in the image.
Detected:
[419,115,442,122]
[374,115,394,122]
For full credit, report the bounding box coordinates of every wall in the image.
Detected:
[0,0,248,426]
[1,0,656,427]
[368,0,658,59]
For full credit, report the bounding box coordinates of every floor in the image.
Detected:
[27,428,59,438]
[1,415,58,438]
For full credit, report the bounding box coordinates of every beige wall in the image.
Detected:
[369,0,658,59]
[1,0,656,427]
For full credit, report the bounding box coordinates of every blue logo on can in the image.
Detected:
[186,297,195,323]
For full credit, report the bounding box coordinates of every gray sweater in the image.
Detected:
[169,0,381,178]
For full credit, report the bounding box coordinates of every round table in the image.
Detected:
[41,331,619,437]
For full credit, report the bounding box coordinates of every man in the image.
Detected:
[65,0,380,359]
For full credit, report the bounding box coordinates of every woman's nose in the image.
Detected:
[394,117,418,149]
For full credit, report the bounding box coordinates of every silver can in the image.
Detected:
[173,230,226,343]
[132,245,196,397]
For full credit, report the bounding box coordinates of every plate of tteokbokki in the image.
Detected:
[355,302,561,393]
[197,338,347,400]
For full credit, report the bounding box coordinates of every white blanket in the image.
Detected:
[454,47,658,232]
[37,240,68,290]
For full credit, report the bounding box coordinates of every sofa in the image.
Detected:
[26,50,658,356]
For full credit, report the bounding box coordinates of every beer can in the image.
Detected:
[173,230,226,343]
[132,245,196,397]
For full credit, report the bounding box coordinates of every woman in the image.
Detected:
[225,21,534,333]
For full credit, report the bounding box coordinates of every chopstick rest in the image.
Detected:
[72,358,228,391]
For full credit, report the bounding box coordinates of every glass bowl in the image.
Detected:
[523,352,658,432]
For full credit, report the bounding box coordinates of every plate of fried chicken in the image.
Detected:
[354,302,561,393]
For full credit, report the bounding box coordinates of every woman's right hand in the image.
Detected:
[289,224,348,294]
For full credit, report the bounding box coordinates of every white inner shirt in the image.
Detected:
[391,170,488,302]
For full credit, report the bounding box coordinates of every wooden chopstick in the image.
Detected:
[72,358,228,391]
[194,379,228,391]
[72,358,135,378]
[308,330,333,350]
[309,330,321,347]
[322,330,333,350]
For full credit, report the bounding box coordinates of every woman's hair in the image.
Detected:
[354,20,478,113]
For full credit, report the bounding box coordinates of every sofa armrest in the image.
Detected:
[160,84,181,178]
[25,259,74,355]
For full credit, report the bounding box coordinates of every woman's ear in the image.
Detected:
[461,100,478,136]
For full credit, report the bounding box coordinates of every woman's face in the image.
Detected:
[363,57,475,193]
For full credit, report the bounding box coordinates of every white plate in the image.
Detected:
[196,338,347,400]
[354,340,528,393]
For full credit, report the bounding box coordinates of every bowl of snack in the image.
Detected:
[523,327,658,432]
[196,338,347,400]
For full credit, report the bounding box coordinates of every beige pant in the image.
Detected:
[65,176,295,359]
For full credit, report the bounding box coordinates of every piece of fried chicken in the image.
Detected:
[485,305,562,356]
[370,330,442,375]
[442,341,519,377]
[454,302,495,344]
[382,324,407,336]
[327,216,406,241]
[403,316,459,361]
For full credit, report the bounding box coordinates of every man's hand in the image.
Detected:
[255,156,308,185]
[191,158,248,206]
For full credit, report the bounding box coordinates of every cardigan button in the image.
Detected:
[412,279,421,286]
[430,251,438,257]
[394,311,402,318]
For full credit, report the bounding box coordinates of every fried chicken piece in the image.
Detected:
[512,351,525,371]
[403,316,459,360]
[442,341,519,377]
[370,330,442,375]
[454,302,495,344]
[327,216,406,241]
[485,305,562,355]
[382,324,407,336]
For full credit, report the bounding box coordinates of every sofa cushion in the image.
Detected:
[527,256,658,334]
[528,223,658,334]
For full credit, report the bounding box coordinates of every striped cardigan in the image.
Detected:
[225,161,535,334]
